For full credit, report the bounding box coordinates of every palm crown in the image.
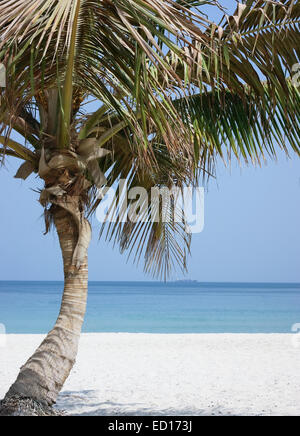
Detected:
[0,0,300,278]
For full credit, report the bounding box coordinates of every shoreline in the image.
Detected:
[2,331,298,335]
[1,333,300,416]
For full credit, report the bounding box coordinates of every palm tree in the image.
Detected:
[0,0,299,415]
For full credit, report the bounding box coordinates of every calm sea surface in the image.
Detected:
[0,281,299,334]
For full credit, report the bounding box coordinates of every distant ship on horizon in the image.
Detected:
[174,279,199,284]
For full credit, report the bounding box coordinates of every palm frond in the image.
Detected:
[89,135,193,279]
[173,0,300,100]
[173,82,300,167]
[0,0,217,162]
[0,136,36,162]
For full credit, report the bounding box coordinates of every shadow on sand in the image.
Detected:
[55,390,231,416]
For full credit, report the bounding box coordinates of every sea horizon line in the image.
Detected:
[0,280,300,286]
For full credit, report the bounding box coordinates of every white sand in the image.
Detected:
[0,333,300,416]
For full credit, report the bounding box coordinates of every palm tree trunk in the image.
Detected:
[3,205,91,408]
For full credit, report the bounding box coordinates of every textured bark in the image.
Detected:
[4,206,91,407]
[0,396,65,416]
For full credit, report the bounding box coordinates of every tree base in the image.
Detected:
[0,396,65,416]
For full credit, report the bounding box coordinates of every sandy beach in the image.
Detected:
[0,333,299,416]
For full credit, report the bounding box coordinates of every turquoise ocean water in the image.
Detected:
[0,281,299,334]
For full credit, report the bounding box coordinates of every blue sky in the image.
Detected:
[1,147,299,283]
[0,1,300,283]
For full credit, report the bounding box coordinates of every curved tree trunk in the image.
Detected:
[2,205,91,412]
